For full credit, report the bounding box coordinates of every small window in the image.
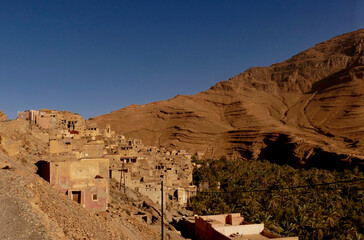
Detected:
[92,193,98,201]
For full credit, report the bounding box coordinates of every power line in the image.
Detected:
[117,178,364,194]
[191,178,364,195]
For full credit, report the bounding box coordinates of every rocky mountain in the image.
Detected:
[92,29,364,168]
[0,110,6,121]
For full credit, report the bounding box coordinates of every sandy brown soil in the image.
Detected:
[92,29,364,167]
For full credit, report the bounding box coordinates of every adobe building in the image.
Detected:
[17,109,86,131]
[37,111,60,129]
[36,157,109,211]
[82,140,105,158]
[171,186,197,206]
[49,138,105,159]
[107,145,196,207]
[82,123,100,139]
[103,124,115,138]
[37,125,110,212]
[17,110,40,122]
[175,213,298,240]
[50,139,73,154]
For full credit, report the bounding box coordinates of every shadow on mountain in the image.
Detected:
[308,68,352,94]
[259,134,363,170]
[258,134,298,166]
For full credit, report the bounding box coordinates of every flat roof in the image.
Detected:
[230,234,271,240]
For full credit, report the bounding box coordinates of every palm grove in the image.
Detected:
[190,156,363,240]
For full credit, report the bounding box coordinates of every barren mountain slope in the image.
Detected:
[92,29,364,166]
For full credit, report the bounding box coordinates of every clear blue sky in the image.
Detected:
[0,0,363,119]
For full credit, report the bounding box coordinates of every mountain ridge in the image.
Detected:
[91,29,364,167]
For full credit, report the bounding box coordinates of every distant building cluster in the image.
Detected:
[18,109,196,212]
[18,109,85,131]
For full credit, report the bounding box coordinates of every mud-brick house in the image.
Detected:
[175,213,299,240]
[195,213,298,240]
[36,158,109,211]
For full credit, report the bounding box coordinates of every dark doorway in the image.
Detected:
[173,190,178,200]
[35,161,50,182]
[72,191,81,204]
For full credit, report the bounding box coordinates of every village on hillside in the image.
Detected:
[0,109,299,240]
[17,109,196,211]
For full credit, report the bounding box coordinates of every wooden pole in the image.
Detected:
[119,165,122,191]
[161,180,164,240]
[123,164,126,193]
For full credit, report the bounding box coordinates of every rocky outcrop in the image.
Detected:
[92,29,364,167]
[0,111,6,121]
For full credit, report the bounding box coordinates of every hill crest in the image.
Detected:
[91,29,364,167]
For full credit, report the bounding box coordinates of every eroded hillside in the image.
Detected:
[92,29,364,167]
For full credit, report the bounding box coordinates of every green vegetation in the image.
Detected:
[190,157,364,239]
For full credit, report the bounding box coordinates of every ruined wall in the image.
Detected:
[50,139,72,154]
[137,183,166,206]
[38,116,57,129]
[83,143,105,158]
[17,111,30,121]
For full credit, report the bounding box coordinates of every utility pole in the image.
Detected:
[123,163,126,193]
[119,163,126,193]
[119,165,122,191]
[161,180,164,240]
